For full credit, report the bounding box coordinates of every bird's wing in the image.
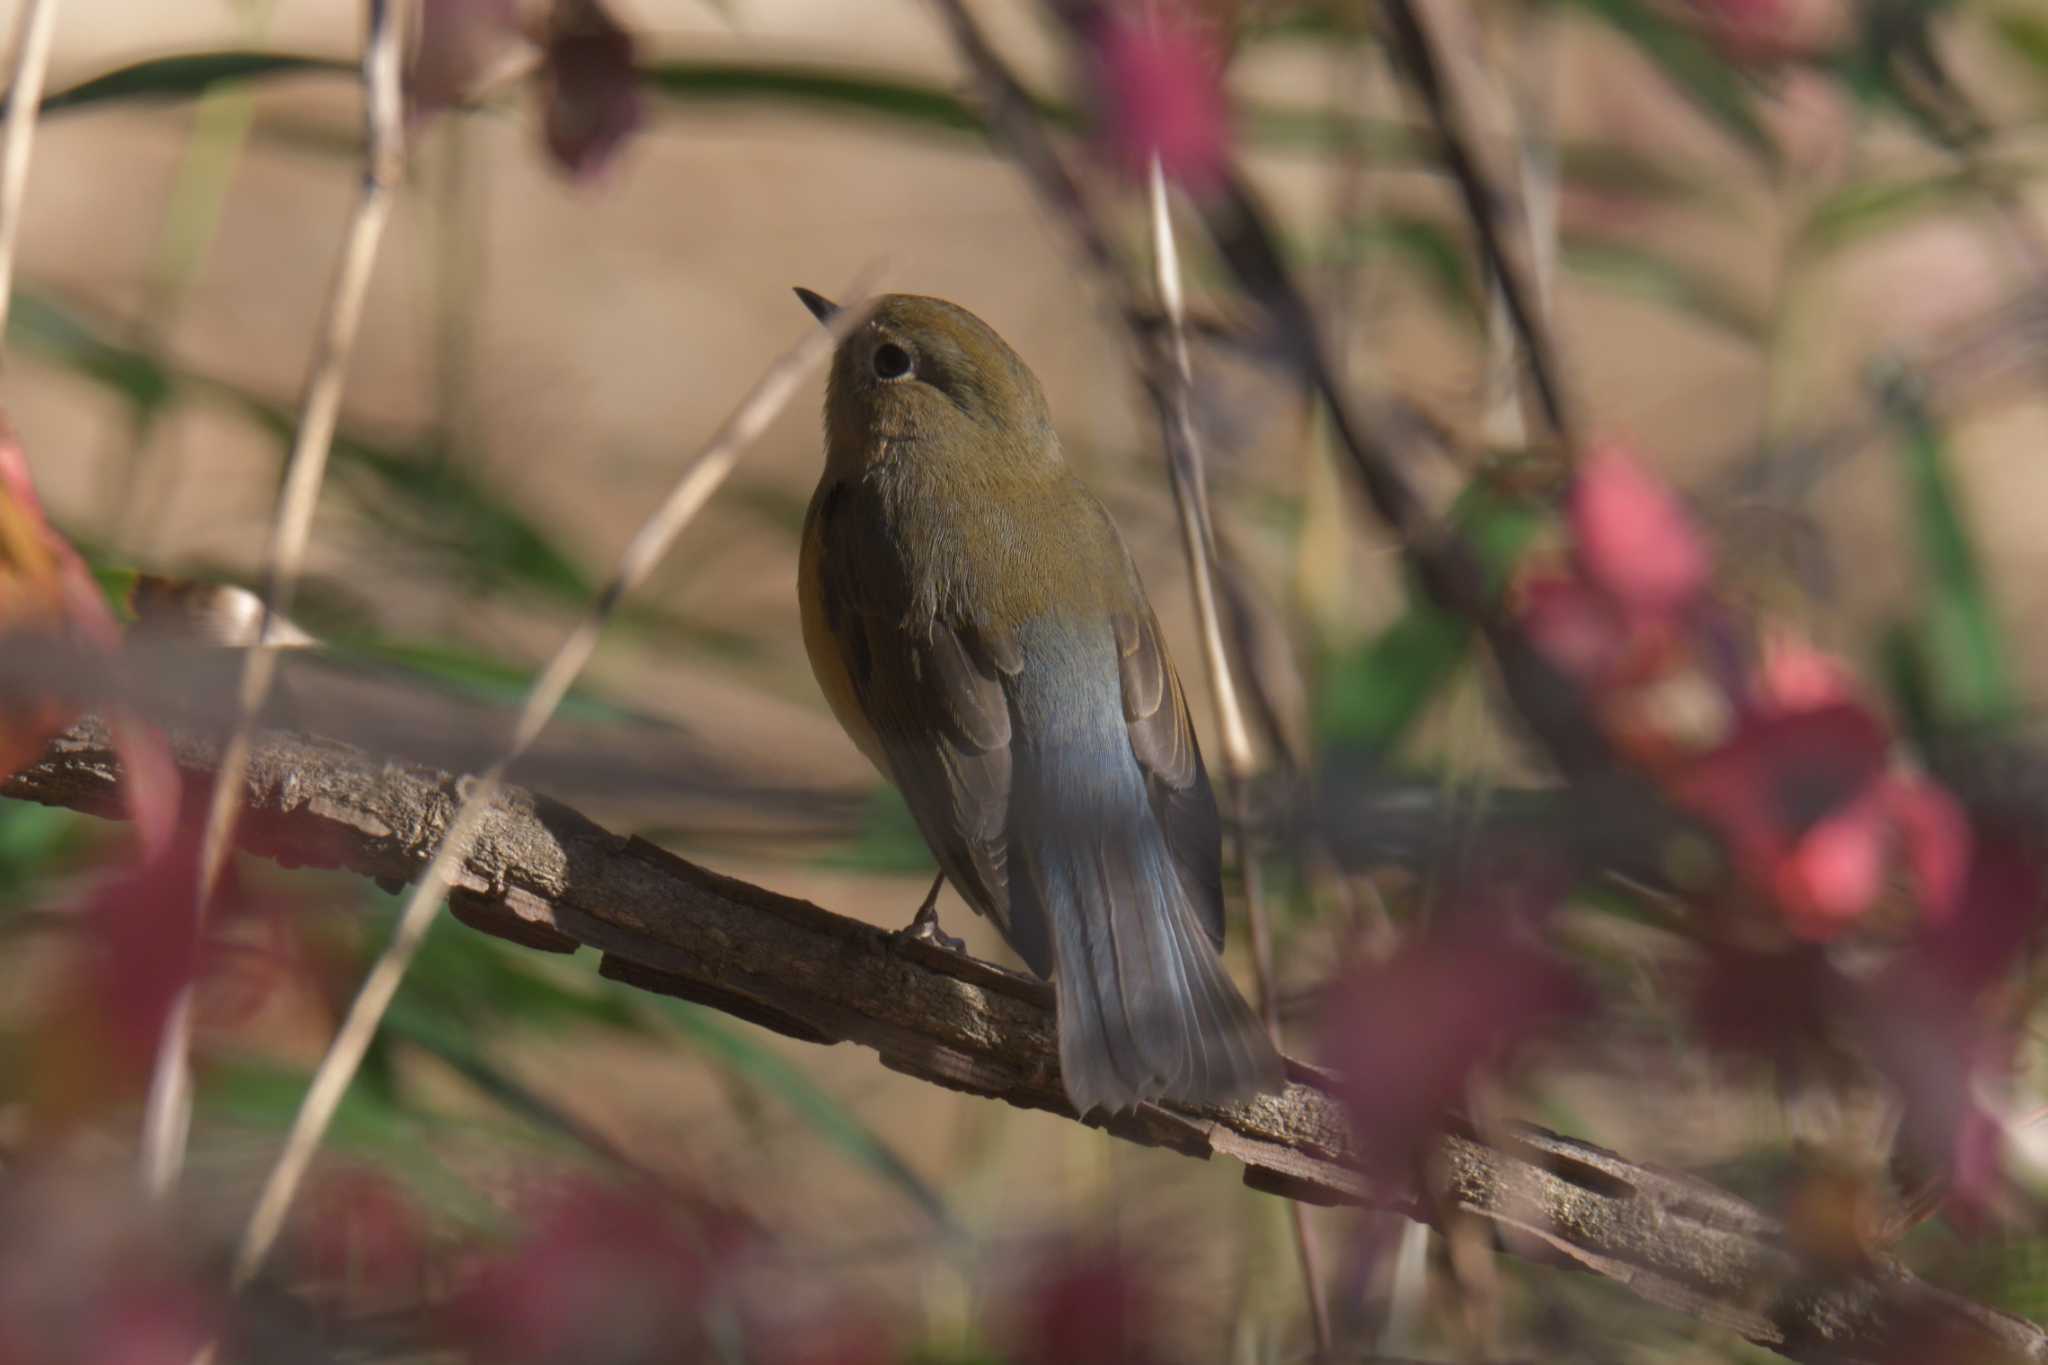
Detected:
[815,482,1017,944]
[1114,604,1226,950]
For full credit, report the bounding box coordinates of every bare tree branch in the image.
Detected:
[7,719,2045,1365]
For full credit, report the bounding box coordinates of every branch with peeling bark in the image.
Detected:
[5,719,2044,1365]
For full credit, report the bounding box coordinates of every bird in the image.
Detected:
[793,287,1285,1116]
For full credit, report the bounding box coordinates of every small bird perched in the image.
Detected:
[794,288,1284,1116]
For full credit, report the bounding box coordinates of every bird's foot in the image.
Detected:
[893,896,967,955]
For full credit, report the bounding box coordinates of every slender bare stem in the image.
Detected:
[1377,0,1574,449]
[1147,159,1331,1360]
[0,0,59,341]
[139,0,411,1199]
[224,268,882,1292]
[1479,4,1557,452]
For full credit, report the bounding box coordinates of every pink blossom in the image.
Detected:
[1324,928,1587,1177]
[0,426,179,853]
[1772,784,1889,928]
[1568,446,1712,618]
[1090,8,1229,192]
[1885,774,1972,922]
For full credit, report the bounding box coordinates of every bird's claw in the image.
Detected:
[894,902,967,955]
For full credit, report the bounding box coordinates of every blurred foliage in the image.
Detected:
[1878,367,2016,736]
[1314,474,1547,755]
[3,0,2048,1360]
[1558,0,1776,156]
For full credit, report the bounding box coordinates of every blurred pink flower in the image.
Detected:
[1670,701,1969,935]
[1089,6,1230,192]
[1691,945,1831,1057]
[1522,447,1713,707]
[0,1186,219,1365]
[1518,443,1972,935]
[1007,1239,1170,1365]
[1691,0,1842,61]
[1518,571,1631,687]
[294,1167,431,1313]
[1755,632,1859,712]
[1568,446,1712,619]
[0,428,178,856]
[1324,929,1588,1177]
[450,1179,751,1363]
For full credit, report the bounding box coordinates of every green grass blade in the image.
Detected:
[40,52,346,115]
[1558,0,1775,158]
[1563,237,1766,343]
[817,785,932,876]
[1313,479,1546,755]
[1802,170,1977,254]
[1997,11,2048,78]
[642,61,1003,135]
[389,903,956,1230]
[651,996,958,1233]
[1878,371,2015,730]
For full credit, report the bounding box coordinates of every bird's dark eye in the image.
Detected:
[872,342,913,381]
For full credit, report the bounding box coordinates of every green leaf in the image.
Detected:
[818,785,933,876]
[10,290,171,409]
[1879,619,1938,744]
[11,288,602,609]
[1351,214,1481,318]
[653,997,957,1232]
[1802,171,1976,254]
[39,52,347,116]
[643,61,1006,136]
[85,562,140,624]
[1313,479,1546,754]
[1314,601,1472,753]
[1557,140,1721,208]
[1558,0,1776,158]
[339,637,670,727]
[383,897,954,1229]
[1997,11,2048,77]
[392,905,644,1039]
[0,805,96,899]
[1562,237,1766,342]
[201,1052,505,1226]
[1878,370,2015,731]
[204,1052,420,1150]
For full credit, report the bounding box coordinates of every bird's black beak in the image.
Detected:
[793,287,840,326]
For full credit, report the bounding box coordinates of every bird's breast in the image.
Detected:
[798,484,890,776]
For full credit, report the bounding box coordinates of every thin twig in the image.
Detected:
[223,267,882,1292]
[0,0,60,340]
[1479,1,1557,451]
[1375,0,1574,449]
[139,0,412,1199]
[1147,160,1332,1357]
[936,0,1608,783]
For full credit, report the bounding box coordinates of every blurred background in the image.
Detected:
[3,0,2048,1360]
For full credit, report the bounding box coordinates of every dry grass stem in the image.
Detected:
[224,267,882,1292]
[1146,158,1332,1359]
[141,0,412,1198]
[0,0,59,341]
